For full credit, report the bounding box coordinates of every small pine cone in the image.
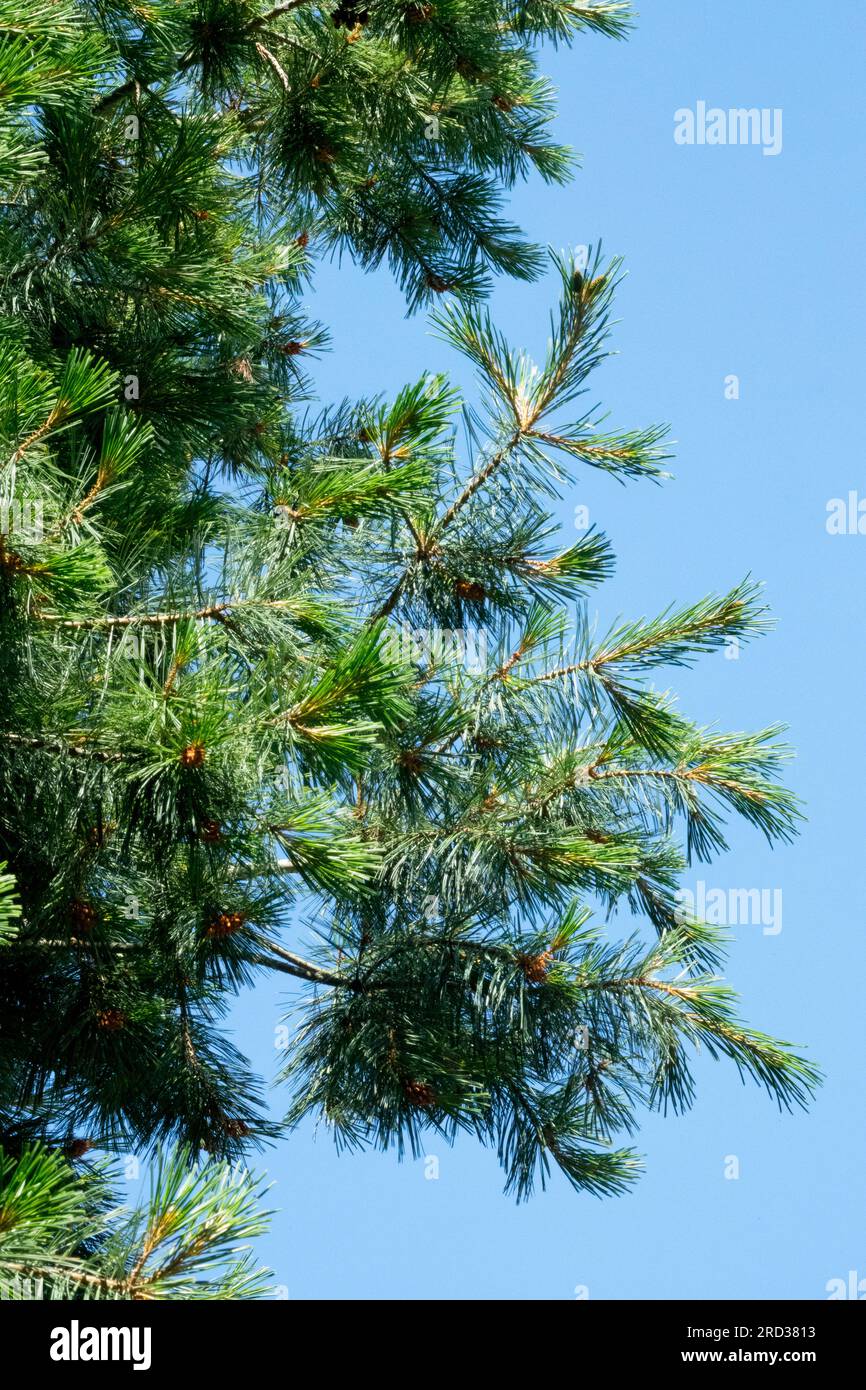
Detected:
[424,272,452,294]
[0,547,25,575]
[206,910,246,939]
[573,269,607,299]
[397,749,423,773]
[403,1080,436,1109]
[279,340,307,355]
[222,1118,251,1139]
[95,1008,126,1031]
[199,819,222,843]
[455,578,486,602]
[66,1138,93,1160]
[296,231,309,248]
[193,209,211,221]
[518,950,553,985]
[70,899,98,934]
[492,94,515,112]
[180,741,206,767]
[406,2,434,21]
[314,145,335,164]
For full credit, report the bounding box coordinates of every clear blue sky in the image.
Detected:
[218,2,866,1299]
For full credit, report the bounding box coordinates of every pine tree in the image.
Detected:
[0,0,818,1296]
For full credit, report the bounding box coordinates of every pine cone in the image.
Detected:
[403,1080,436,1108]
[222,1118,251,1139]
[206,910,247,938]
[0,547,25,575]
[199,819,222,843]
[180,741,206,767]
[65,1138,93,1160]
[517,950,553,984]
[455,578,486,602]
[95,1008,126,1031]
[70,899,98,934]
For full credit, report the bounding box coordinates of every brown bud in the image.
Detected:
[455,579,486,602]
[206,911,247,939]
[403,1080,436,1108]
[70,899,98,934]
[0,547,25,575]
[95,1008,126,1031]
[66,1138,93,1160]
[517,950,553,985]
[180,742,206,767]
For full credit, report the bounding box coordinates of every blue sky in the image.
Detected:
[218,2,866,1299]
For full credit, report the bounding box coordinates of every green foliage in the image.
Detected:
[0,862,19,943]
[0,1145,273,1299]
[0,0,817,1295]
